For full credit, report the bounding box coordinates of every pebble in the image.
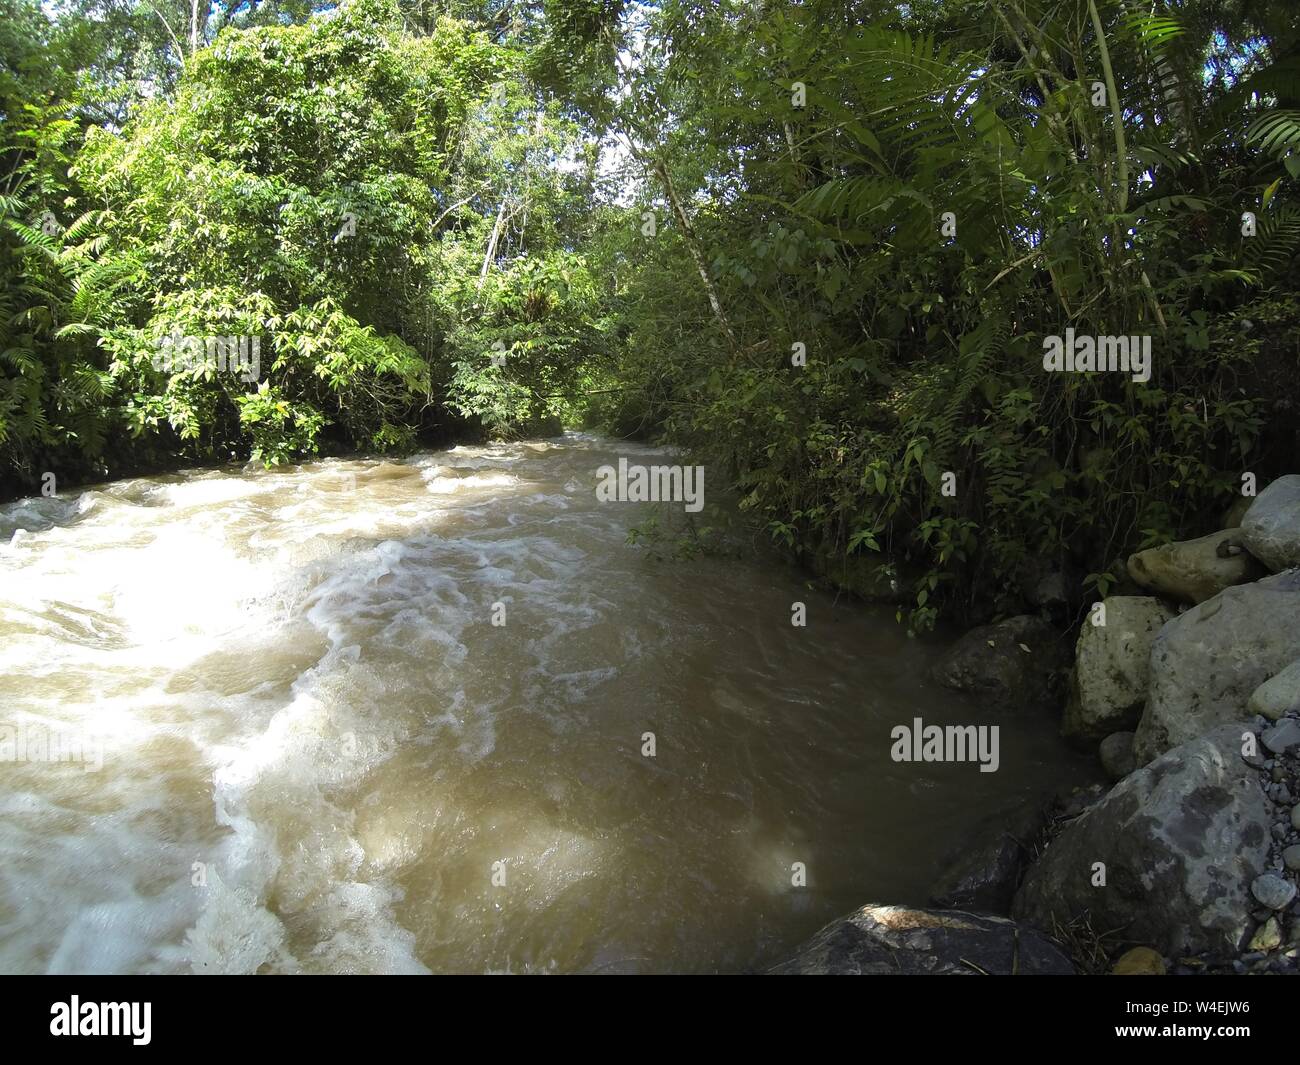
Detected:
[1252,872,1298,910]
[1285,845,1300,872]
[1248,918,1283,952]
[1293,803,1300,831]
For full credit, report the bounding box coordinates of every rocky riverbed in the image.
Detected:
[775,474,1300,975]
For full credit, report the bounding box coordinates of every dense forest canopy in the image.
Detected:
[3,0,1298,628]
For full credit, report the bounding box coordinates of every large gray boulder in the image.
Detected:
[1063,596,1176,745]
[1241,474,1300,572]
[1134,571,1300,763]
[1013,726,1271,957]
[1126,529,1264,605]
[769,905,1075,974]
[932,615,1070,713]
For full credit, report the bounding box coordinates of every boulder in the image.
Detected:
[1248,660,1300,721]
[929,803,1046,914]
[1241,474,1300,572]
[1063,596,1176,744]
[1134,571,1300,763]
[1126,529,1265,605]
[1099,731,1137,781]
[768,904,1075,974]
[931,615,1070,713]
[1013,726,1271,957]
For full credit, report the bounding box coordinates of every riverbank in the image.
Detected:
[775,475,1300,974]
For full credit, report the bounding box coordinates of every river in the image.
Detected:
[0,433,1092,973]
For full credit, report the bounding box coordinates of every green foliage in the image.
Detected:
[594,0,1300,630]
[2,0,607,492]
[444,251,611,433]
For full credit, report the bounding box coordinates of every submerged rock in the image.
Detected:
[1013,725,1271,957]
[1126,529,1264,605]
[768,904,1075,974]
[931,615,1070,713]
[1241,474,1300,572]
[1134,571,1300,764]
[1064,596,1176,745]
[929,803,1046,914]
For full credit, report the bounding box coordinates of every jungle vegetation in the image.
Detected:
[3,0,1299,627]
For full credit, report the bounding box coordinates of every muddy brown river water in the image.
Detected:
[0,433,1092,973]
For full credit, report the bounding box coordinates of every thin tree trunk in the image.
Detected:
[652,161,738,350]
[1087,0,1128,213]
[478,198,508,290]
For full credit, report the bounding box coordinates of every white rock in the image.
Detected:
[1064,597,1176,743]
[1241,474,1300,572]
